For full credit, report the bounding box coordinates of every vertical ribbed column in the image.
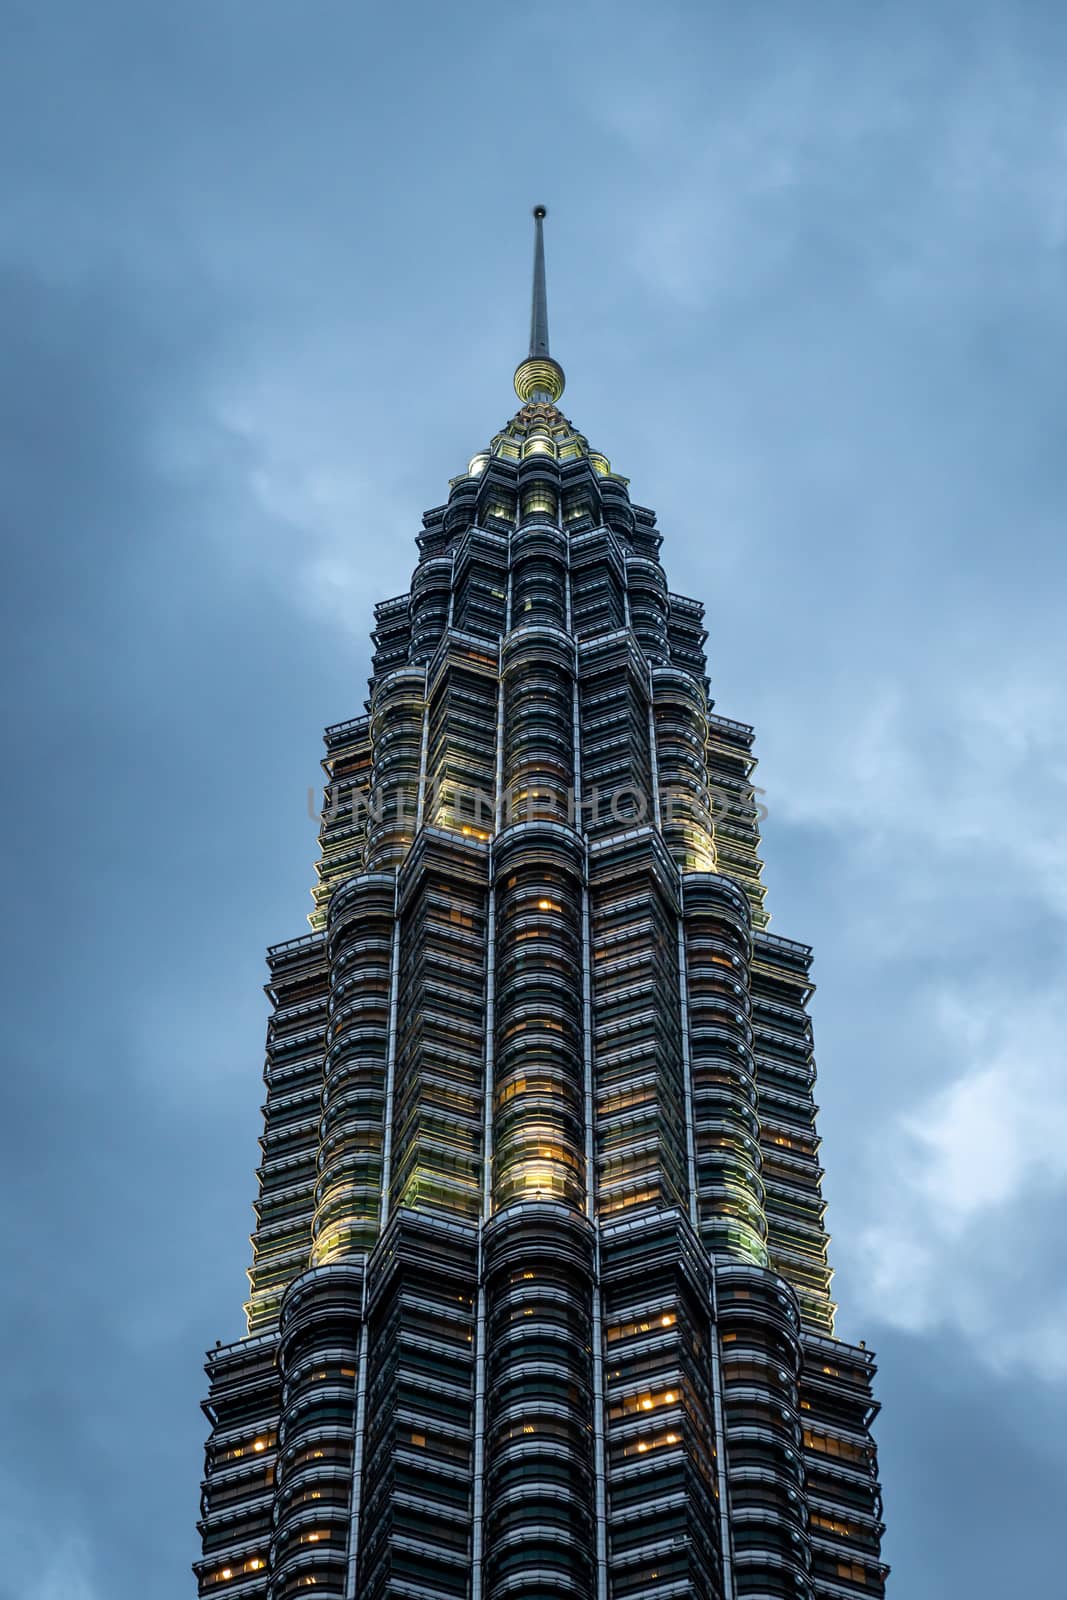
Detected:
[410,556,452,662]
[483,1206,596,1600]
[569,528,627,639]
[652,666,716,873]
[599,1211,726,1600]
[424,639,499,835]
[716,1265,811,1599]
[387,831,489,1220]
[682,873,768,1265]
[482,812,595,1600]
[195,1338,279,1596]
[357,1214,479,1600]
[312,717,373,930]
[311,873,396,1264]
[510,522,568,627]
[798,1334,887,1597]
[751,935,835,1331]
[269,1263,366,1599]
[704,715,768,929]
[587,831,689,1219]
[625,555,670,664]
[582,861,610,1600]
[500,621,574,827]
[577,631,655,833]
[247,936,329,1333]
[365,668,425,872]
[490,822,584,1208]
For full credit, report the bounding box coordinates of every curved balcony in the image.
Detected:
[277,1262,365,1359]
[731,1544,814,1599]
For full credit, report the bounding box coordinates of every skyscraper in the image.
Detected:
[194,210,888,1600]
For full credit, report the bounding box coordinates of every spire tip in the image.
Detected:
[533,204,547,220]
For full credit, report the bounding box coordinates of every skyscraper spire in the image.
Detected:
[529,203,550,358]
[514,204,566,404]
[193,217,890,1600]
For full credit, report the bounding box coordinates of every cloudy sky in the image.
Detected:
[2,1,1066,1594]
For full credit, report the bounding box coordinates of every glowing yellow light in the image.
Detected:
[665,1392,675,1403]
[666,1433,678,1444]
[661,1314,674,1327]
[221,1571,232,1581]
[641,1399,653,1411]
[253,1439,266,1452]
[637,1442,648,1453]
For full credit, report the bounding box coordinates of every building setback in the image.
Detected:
[195,210,888,1600]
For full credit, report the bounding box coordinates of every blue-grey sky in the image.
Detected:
[2,1,1066,1594]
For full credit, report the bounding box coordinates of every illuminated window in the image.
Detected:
[804,1429,867,1463]
[521,488,557,520]
[812,1512,858,1538]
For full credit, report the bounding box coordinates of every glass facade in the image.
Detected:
[195,218,888,1600]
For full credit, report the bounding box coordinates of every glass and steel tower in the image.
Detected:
[195,209,888,1600]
